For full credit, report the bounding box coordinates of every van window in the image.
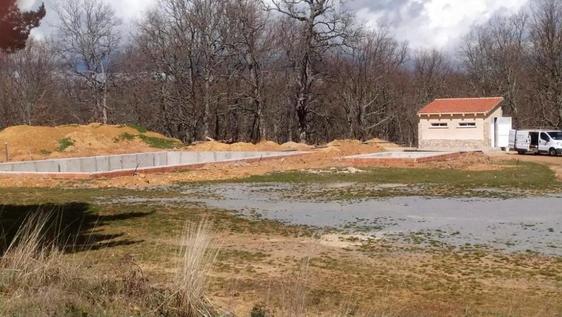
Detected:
[540,132,550,142]
[548,132,562,140]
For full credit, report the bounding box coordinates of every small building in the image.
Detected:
[417,97,511,151]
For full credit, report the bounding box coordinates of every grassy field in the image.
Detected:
[241,161,557,188]
[234,161,561,199]
[1,163,561,316]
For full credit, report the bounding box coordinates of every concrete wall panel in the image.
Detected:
[95,156,111,172]
[121,154,138,170]
[79,157,97,173]
[109,156,123,171]
[136,153,155,168]
[0,151,300,175]
[64,159,82,173]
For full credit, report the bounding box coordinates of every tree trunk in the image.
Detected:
[203,75,211,139]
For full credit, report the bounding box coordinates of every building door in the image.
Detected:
[496,117,512,149]
[490,118,496,148]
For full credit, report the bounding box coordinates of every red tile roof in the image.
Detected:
[418,97,504,115]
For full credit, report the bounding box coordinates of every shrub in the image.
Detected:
[57,137,74,152]
[127,124,148,133]
[115,132,136,142]
[173,219,220,317]
[139,134,178,149]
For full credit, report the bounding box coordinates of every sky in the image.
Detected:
[17,0,530,51]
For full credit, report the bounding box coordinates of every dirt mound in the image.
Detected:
[320,139,382,155]
[366,138,402,149]
[280,141,313,151]
[0,124,181,162]
[188,140,312,152]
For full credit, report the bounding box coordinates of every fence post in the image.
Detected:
[4,142,7,162]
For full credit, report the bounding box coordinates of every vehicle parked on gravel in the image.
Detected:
[509,129,562,155]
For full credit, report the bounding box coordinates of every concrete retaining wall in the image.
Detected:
[0,151,302,177]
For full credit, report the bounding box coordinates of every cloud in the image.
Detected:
[24,0,156,40]
[25,0,529,50]
[351,0,529,51]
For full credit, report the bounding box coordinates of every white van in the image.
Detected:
[509,129,562,155]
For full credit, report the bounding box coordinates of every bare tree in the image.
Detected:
[338,29,407,140]
[189,0,227,139]
[223,0,271,142]
[529,0,562,128]
[8,39,56,125]
[414,49,452,103]
[463,12,528,125]
[267,0,357,142]
[55,0,121,124]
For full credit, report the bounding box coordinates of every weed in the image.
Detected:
[139,134,178,149]
[251,303,272,317]
[0,211,68,289]
[127,124,148,133]
[115,132,136,142]
[173,219,220,316]
[279,257,310,317]
[57,137,74,152]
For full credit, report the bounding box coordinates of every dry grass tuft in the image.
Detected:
[173,218,220,317]
[279,256,310,317]
[0,211,73,290]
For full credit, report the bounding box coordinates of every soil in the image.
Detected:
[0,124,180,162]
[0,124,502,188]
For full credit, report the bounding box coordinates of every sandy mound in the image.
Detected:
[280,141,313,151]
[0,124,181,162]
[366,138,402,149]
[188,140,311,152]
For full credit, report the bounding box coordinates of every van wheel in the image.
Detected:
[549,148,557,156]
[517,150,526,155]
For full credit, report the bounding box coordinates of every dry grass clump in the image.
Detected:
[279,257,310,317]
[0,212,73,290]
[0,211,222,316]
[173,219,221,317]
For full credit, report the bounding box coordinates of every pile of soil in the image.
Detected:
[187,140,313,152]
[366,138,403,149]
[0,124,181,162]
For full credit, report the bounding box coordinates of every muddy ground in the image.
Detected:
[1,127,561,315]
[1,159,561,316]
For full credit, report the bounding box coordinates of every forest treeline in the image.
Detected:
[0,0,561,145]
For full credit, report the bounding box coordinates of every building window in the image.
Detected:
[458,122,476,128]
[430,122,448,128]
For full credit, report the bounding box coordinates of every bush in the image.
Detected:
[114,132,136,142]
[173,219,220,316]
[127,124,148,133]
[139,134,179,149]
[57,137,74,152]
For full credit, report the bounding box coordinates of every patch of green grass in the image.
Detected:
[113,131,179,149]
[114,132,136,142]
[138,134,179,149]
[238,162,558,190]
[126,124,148,133]
[57,137,74,152]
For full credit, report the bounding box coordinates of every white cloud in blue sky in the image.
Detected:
[20,0,529,50]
